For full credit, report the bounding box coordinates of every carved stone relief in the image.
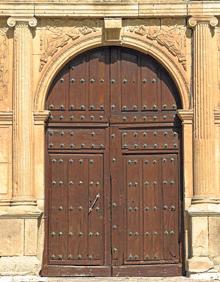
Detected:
[216,26,220,96]
[0,24,9,104]
[40,19,102,71]
[124,21,187,70]
[39,19,187,72]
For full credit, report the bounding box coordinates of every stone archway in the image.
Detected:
[33,32,192,276]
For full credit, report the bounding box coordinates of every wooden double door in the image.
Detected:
[42,47,183,277]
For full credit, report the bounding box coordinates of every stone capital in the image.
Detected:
[34,110,50,125]
[177,109,193,125]
[188,16,218,28]
[7,16,37,28]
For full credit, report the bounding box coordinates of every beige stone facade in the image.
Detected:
[0,0,220,278]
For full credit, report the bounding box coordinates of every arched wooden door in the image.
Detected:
[42,47,183,277]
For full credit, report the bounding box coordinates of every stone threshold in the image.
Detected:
[0,276,218,282]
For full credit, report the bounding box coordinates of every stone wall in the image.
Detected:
[0,0,219,278]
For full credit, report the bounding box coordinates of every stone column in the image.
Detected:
[7,17,37,206]
[188,16,219,203]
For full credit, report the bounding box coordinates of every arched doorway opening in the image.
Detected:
[41,46,184,277]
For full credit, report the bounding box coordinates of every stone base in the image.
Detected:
[187,257,214,273]
[188,202,220,216]
[0,206,42,257]
[186,203,220,276]
[0,256,41,276]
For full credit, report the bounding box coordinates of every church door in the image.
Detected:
[42,46,183,277]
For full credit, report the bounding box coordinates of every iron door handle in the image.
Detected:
[88,193,100,214]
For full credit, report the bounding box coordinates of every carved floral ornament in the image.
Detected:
[39,19,187,71]
[124,25,187,70]
[40,20,100,71]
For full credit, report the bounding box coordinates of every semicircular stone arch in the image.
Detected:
[34,35,190,112]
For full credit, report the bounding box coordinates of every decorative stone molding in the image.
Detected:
[188,203,220,216]
[214,110,220,124]
[0,205,42,219]
[34,110,50,125]
[125,24,187,70]
[0,111,13,125]
[177,109,193,124]
[2,2,220,18]
[103,18,122,42]
[40,19,100,71]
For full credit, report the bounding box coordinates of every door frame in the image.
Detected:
[33,41,191,276]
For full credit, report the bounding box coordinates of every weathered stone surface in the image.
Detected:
[0,257,41,276]
[209,217,220,258]
[191,217,208,257]
[24,219,38,256]
[0,219,24,256]
[0,123,12,200]
[187,256,214,273]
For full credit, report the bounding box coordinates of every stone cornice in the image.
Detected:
[0,2,219,18]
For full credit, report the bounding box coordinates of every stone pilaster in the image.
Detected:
[33,110,50,210]
[7,17,37,206]
[214,110,220,198]
[177,110,193,207]
[187,16,220,275]
[188,16,219,203]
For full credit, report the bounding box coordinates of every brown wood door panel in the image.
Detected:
[120,128,179,151]
[47,153,106,266]
[69,53,88,111]
[124,156,143,262]
[47,67,69,111]
[47,128,106,150]
[140,55,159,111]
[48,155,68,263]
[111,153,181,265]
[110,127,124,266]
[120,51,140,111]
[112,264,182,277]
[44,46,183,277]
